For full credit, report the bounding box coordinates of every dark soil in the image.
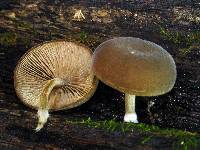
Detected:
[0,0,199,149]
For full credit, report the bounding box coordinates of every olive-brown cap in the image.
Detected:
[14,40,98,111]
[92,37,176,96]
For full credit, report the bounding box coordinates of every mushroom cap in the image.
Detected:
[92,37,176,96]
[14,40,98,111]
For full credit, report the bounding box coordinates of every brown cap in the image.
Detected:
[14,40,98,111]
[92,37,176,96]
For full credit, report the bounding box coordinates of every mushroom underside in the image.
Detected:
[14,40,98,131]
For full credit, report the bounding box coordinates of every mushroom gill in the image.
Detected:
[14,40,98,131]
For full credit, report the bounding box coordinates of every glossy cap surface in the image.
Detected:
[92,37,176,96]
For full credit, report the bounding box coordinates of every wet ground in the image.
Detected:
[0,0,200,149]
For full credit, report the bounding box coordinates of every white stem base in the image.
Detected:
[124,113,138,123]
[35,109,49,132]
[124,94,138,123]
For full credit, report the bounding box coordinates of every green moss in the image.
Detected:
[159,26,200,55]
[14,21,32,29]
[0,32,17,46]
[179,45,200,55]
[21,36,31,48]
[31,28,40,38]
[141,136,153,144]
[159,27,200,46]
[66,118,200,150]
[79,31,88,43]
[173,136,199,150]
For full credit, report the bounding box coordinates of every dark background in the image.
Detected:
[0,0,199,149]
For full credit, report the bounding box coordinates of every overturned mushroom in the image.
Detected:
[92,37,176,123]
[14,40,98,131]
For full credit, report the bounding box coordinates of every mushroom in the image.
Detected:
[14,40,98,131]
[92,37,176,123]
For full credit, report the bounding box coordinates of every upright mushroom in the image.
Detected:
[14,40,98,131]
[92,37,176,123]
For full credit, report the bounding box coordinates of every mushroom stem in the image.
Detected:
[124,94,138,123]
[35,78,66,132]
